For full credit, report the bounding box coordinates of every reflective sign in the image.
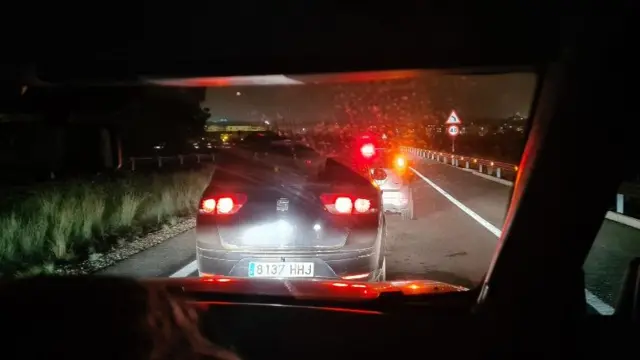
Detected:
[447,125,460,137]
[445,110,462,125]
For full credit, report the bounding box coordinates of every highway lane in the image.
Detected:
[100,160,498,288]
[100,157,640,313]
[408,157,640,313]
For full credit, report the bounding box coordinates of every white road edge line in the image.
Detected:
[170,259,198,277]
[454,163,640,230]
[411,168,502,237]
[410,166,615,315]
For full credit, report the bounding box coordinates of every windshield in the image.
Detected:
[0,71,536,295]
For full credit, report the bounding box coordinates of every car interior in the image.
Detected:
[0,3,638,360]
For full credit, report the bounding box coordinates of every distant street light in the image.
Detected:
[236,91,241,96]
[264,120,270,125]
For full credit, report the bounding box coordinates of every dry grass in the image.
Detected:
[0,166,212,277]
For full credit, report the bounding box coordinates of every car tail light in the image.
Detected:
[320,193,377,215]
[360,143,375,158]
[199,194,247,215]
[354,198,371,213]
[216,197,235,214]
[370,168,387,181]
[201,199,216,214]
[334,197,353,213]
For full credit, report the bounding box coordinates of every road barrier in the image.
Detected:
[128,153,215,171]
[401,146,640,228]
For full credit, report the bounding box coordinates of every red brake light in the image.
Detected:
[354,198,371,213]
[216,197,235,214]
[199,194,247,215]
[320,194,377,215]
[360,143,375,158]
[334,197,353,214]
[201,199,216,214]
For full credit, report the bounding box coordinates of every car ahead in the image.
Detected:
[196,141,387,282]
[369,148,416,220]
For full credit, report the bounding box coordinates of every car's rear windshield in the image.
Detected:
[212,146,369,187]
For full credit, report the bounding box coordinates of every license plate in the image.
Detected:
[248,262,314,277]
[383,192,400,199]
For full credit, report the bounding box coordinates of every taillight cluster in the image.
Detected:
[199,194,247,215]
[320,193,377,215]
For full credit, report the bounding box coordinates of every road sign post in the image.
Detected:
[447,124,459,152]
[445,110,461,153]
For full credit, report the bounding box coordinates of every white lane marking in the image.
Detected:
[170,259,198,277]
[411,166,615,315]
[411,168,502,237]
[585,289,614,315]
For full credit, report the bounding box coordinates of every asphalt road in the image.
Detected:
[100,158,640,314]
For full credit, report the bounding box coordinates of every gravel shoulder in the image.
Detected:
[55,217,196,276]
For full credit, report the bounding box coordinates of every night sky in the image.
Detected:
[202,73,536,125]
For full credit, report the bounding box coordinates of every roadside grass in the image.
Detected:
[0,166,212,277]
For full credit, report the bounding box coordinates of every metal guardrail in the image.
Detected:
[127,153,215,171]
[401,147,518,180]
[401,146,640,218]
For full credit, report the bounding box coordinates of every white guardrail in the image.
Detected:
[401,146,640,229]
[127,153,215,171]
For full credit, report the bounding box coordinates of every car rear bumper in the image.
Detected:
[196,243,381,281]
[381,190,410,213]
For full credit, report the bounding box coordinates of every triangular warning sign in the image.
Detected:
[445,110,462,125]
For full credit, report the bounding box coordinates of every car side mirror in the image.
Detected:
[615,257,640,322]
[371,168,387,181]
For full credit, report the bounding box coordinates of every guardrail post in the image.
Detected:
[157,157,162,168]
[211,153,215,162]
[496,168,501,178]
[196,154,201,163]
[131,158,135,171]
[616,194,624,213]
[465,161,469,169]
[479,164,483,173]
[179,155,184,165]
